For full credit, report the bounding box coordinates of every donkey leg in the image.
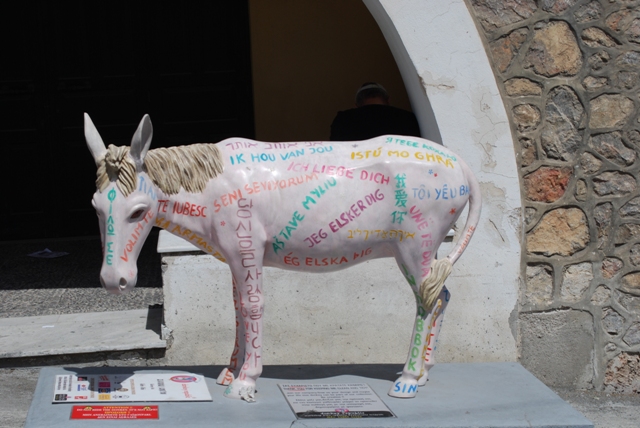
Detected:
[223,259,265,402]
[388,256,435,398]
[217,278,245,386]
[389,297,433,398]
[418,286,450,386]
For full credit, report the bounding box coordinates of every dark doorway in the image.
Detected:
[0,2,254,241]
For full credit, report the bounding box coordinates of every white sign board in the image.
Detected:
[53,373,212,403]
[278,383,394,419]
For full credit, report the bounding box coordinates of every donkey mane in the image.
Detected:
[96,143,224,196]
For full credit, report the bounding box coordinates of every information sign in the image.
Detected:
[278,383,394,419]
[53,373,211,403]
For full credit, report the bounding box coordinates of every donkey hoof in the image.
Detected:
[388,377,419,398]
[417,372,428,386]
[216,368,235,386]
[418,363,434,386]
[224,379,256,402]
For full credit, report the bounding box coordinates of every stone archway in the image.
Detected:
[364,0,522,363]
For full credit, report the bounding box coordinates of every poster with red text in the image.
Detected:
[70,405,159,420]
[53,373,211,403]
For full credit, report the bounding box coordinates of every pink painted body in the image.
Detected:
[86,114,481,402]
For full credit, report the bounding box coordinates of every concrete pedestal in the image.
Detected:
[25,363,592,427]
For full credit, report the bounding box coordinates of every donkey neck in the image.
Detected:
[154,190,218,254]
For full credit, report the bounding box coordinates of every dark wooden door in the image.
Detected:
[0,1,254,241]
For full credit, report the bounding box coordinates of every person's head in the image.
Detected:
[355,82,389,107]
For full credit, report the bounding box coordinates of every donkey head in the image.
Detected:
[85,114,158,294]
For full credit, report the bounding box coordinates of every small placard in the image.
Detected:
[53,373,211,403]
[279,383,394,419]
[70,405,159,420]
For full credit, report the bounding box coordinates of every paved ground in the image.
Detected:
[554,388,640,428]
[0,233,639,427]
[0,368,39,428]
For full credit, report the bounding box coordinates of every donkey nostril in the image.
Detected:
[119,278,127,289]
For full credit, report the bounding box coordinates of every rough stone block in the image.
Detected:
[519,137,537,167]
[615,70,639,90]
[524,166,572,202]
[546,86,584,127]
[617,290,640,314]
[590,285,611,306]
[525,207,537,226]
[616,224,640,246]
[582,75,608,90]
[606,9,637,34]
[592,172,637,197]
[630,244,640,266]
[540,0,578,15]
[581,27,618,48]
[560,262,593,303]
[604,352,640,394]
[525,264,553,305]
[588,132,636,167]
[621,197,640,219]
[575,179,587,202]
[614,51,640,69]
[574,2,602,23]
[628,130,640,148]
[602,307,625,336]
[594,202,613,248]
[590,94,634,129]
[513,104,541,131]
[470,0,537,32]
[588,51,610,71]
[527,208,589,256]
[520,309,594,388]
[621,272,640,296]
[505,78,543,96]
[623,323,640,347]
[490,28,529,73]
[540,86,584,161]
[525,21,583,77]
[626,18,640,45]
[601,257,623,279]
[579,152,602,175]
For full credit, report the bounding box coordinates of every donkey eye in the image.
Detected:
[130,209,145,221]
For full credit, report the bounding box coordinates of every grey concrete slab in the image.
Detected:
[0,309,165,359]
[25,363,592,428]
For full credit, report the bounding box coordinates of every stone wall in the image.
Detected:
[467,0,640,393]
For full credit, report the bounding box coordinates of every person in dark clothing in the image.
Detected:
[330,82,421,141]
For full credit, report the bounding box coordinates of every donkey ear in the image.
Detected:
[84,113,107,166]
[130,114,153,169]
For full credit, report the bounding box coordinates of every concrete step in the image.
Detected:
[0,308,166,366]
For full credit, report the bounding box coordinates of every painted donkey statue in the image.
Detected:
[85,113,481,402]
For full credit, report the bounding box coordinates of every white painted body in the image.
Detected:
[86,114,481,401]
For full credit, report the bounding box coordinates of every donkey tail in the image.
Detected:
[419,158,482,310]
